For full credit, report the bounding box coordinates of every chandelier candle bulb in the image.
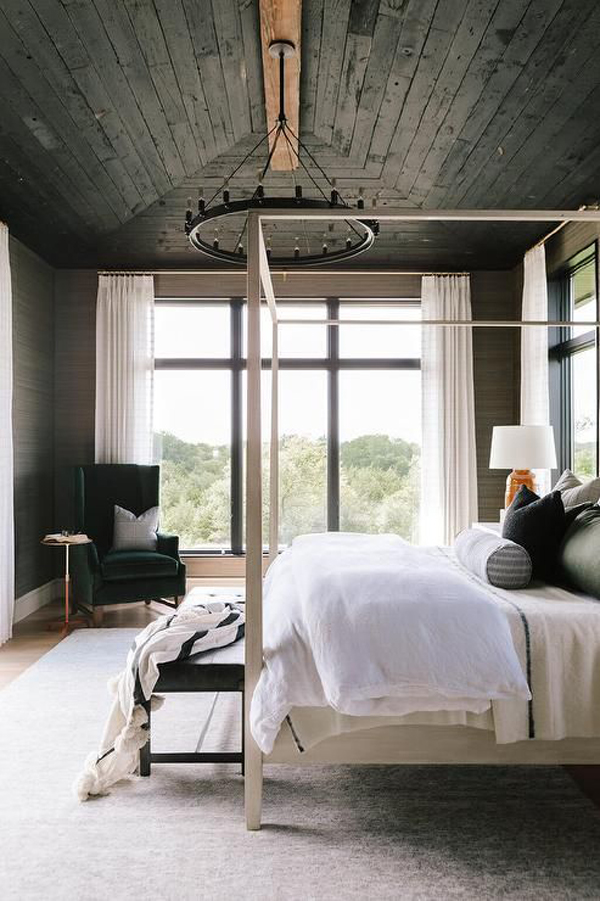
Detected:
[256,170,264,199]
[330,177,338,205]
[358,187,365,210]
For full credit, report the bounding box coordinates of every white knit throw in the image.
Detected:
[74,600,244,801]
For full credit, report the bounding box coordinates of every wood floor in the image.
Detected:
[0,579,241,691]
[1,584,598,812]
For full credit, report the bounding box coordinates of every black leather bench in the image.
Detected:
[139,631,245,776]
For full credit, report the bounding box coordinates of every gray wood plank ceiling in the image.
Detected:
[0,0,599,269]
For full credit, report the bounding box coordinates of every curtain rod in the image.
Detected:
[529,204,593,251]
[278,318,600,328]
[530,220,569,250]
[96,269,471,277]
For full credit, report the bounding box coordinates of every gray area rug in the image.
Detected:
[1,629,599,900]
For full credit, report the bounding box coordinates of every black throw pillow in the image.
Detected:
[564,501,595,528]
[557,506,600,598]
[501,486,566,581]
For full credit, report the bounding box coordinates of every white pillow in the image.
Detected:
[454,528,532,589]
[112,505,159,552]
[553,469,600,508]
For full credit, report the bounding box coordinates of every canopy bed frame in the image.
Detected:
[243,207,600,830]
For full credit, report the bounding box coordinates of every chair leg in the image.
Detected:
[92,606,104,627]
[174,596,181,608]
[144,600,151,606]
[140,700,151,777]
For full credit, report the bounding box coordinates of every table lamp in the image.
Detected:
[489,424,557,508]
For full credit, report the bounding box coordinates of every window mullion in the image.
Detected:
[328,298,340,531]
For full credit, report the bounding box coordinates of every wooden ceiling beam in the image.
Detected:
[259,0,302,171]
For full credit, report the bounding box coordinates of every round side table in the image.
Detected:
[41,536,91,634]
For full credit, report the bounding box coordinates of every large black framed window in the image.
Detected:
[549,243,599,479]
[154,298,421,553]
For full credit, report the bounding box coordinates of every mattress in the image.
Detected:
[270,556,600,753]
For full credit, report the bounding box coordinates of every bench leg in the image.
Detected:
[140,700,151,776]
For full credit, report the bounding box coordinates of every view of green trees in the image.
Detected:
[574,411,595,479]
[156,431,421,549]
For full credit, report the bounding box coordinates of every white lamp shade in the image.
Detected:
[489,425,557,470]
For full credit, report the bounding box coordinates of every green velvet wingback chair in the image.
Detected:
[71,464,186,626]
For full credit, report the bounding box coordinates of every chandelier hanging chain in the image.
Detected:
[184,39,379,266]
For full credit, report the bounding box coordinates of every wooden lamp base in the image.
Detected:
[505,469,536,508]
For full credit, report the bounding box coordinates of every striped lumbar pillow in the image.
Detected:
[454,528,532,589]
[553,469,600,508]
[112,505,159,552]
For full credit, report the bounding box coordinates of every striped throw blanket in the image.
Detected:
[74,598,244,801]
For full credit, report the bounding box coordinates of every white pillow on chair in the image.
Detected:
[112,505,159,552]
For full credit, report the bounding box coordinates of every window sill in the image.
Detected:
[181,553,271,579]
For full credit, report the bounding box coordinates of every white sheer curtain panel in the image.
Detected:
[95,274,155,464]
[420,275,478,546]
[0,223,15,645]
[521,245,551,494]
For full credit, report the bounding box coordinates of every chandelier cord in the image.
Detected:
[260,126,284,183]
[283,123,364,241]
[204,124,278,210]
[280,126,331,205]
[285,123,347,201]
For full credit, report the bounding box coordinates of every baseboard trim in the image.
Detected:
[14,579,61,624]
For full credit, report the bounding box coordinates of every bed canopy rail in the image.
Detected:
[244,207,600,831]
[277,318,600,327]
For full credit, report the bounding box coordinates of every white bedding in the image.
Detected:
[284,573,600,752]
[250,533,531,754]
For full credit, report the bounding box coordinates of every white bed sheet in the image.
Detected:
[251,534,534,753]
[252,538,600,754]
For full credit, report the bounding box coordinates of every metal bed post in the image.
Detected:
[258,223,280,565]
[269,319,279,564]
[245,211,264,830]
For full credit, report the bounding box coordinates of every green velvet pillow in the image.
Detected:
[557,507,600,598]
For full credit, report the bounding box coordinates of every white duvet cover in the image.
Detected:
[251,533,531,754]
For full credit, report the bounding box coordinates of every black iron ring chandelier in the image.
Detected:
[184,41,379,267]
